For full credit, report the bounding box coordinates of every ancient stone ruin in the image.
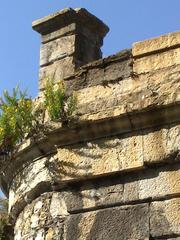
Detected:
[0,7,180,240]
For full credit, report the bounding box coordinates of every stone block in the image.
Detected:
[133,48,180,74]
[133,31,180,57]
[9,157,53,213]
[138,162,180,200]
[63,50,132,95]
[76,78,135,117]
[58,162,180,213]
[14,193,66,240]
[61,179,125,212]
[41,23,76,43]
[142,124,180,164]
[150,198,180,237]
[104,59,132,81]
[65,203,149,240]
[57,133,144,181]
[77,64,180,121]
[39,56,75,89]
[40,35,75,66]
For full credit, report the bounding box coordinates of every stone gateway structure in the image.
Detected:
[0,8,180,240]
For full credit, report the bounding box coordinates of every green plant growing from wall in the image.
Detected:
[0,81,77,156]
[0,87,34,154]
[44,79,77,123]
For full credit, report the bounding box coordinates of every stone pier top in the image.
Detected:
[32,7,109,37]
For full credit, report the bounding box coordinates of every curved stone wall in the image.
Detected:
[0,8,179,240]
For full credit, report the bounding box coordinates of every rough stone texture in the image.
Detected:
[40,35,75,66]
[8,156,53,214]
[56,131,144,180]
[40,49,132,91]
[133,48,180,74]
[8,124,180,221]
[39,56,75,87]
[41,23,76,43]
[14,192,68,240]
[74,64,180,121]
[1,9,180,240]
[132,30,180,57]
[65,203,149,240]
[143,124,180,164]
[150,198,180,237]
[51,162,180,213]
[33,8,109,92]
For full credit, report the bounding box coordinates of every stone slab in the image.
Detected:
[41,23,76,43]
[40,35,75,66]
[133,31,180,57]
[56,132,144,181]
[57,162,180,213]
[133,48,180,74]
[65,203,149,240]
[9,157,53,213]
[76,64,180,121]
[39,56,76,89]
[64,59,132,95]
[143,124,180,164]
[32,8,109,37]
[150,198,180,237]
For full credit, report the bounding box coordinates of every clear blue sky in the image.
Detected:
[0,0,179,98]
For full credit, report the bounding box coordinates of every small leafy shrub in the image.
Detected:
[44,79,77,123]
[0,87,34,154]
[0,80,77,155]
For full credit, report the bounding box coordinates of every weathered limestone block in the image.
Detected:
[33,8,109,91]
[9,157,53,214]
[76,64,180,121]
[138,162,180,200]
[57,132,144,181]
[65,64,132,98]
[133,31,180,57]
[8,124,179,218]
[40,35,75,66]
[133,48,180,74]
[39,56,75,88]
[41,23,76,43]
[150,198,180,237]
[14,192,68,240]
[55,162,180,213]
[65,203,149,240]
[143,124,180,164]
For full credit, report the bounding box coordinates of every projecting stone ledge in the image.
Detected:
[32,8,109,37]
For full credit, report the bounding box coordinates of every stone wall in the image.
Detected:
[0,8,180,240]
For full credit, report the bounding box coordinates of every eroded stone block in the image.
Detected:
[150,198,180,237]
[14,193,66,240]
[133,48,180,74]
[39,56,75,89]
[57,134,144,181]
[40,35,75,66]
[133,31,180,57]
[65,203,149,240]
[143,124,180,164]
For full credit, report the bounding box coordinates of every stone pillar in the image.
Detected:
[32,8,109,91]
